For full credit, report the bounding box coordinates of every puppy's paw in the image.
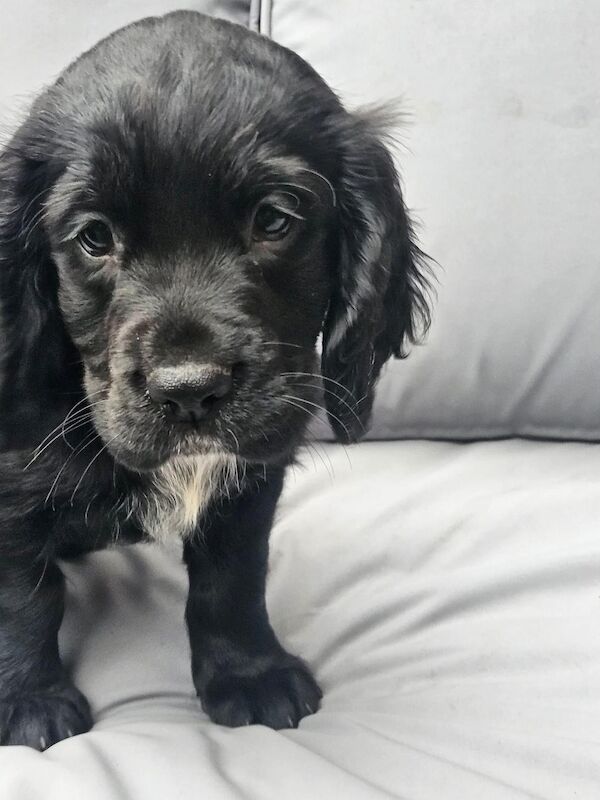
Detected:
[0,681,92,749]
[201,660,322,729]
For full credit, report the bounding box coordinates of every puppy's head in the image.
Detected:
[0,12,431,470]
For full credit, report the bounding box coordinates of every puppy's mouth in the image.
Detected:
[85,373,316,473]
[93,400,237,473]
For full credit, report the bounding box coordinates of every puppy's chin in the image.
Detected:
[106,433,229,473]
[117,442,231,472]
[108,435,297,473]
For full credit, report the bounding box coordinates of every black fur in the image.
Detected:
[0,11,431,748]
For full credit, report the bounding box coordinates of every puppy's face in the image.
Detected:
[0,13,430,464]
[45,131,336,471]
[40,21,341,471]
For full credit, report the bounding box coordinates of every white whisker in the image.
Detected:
[69,435,118,506]
[280,393,351,442]
[263,341,306,350]
[24,414,94,470]
[282,379,364,435]
[296,167,337,207]
[44,431,99,509]
[280,371,361,406]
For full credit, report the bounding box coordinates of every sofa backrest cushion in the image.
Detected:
[3,1,599,442]
[257,0,600,441]
[0,1,249,133]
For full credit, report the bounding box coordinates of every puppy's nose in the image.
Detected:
[146,363,233,422]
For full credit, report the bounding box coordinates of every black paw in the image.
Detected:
[0,680,92,749]
[200,660,322,729]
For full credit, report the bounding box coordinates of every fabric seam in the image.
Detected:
[250,0,272,36]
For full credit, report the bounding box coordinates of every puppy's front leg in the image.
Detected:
[184,467,321,729]
[0,559,92,748]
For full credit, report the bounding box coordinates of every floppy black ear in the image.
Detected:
[0,130,79,446]
[321,112,432,443]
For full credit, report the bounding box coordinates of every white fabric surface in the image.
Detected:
[264,0,600,440]
[1,440,599,798]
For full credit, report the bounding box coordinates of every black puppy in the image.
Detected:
[0,11,430,748]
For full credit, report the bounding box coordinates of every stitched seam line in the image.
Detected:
[249,0,260,31]
[252,0,273,36]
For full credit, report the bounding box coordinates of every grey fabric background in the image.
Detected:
[0,1,250,136]
[2,0,599,444]
[266,0,600,442]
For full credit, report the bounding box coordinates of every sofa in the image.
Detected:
[1,1,600,797]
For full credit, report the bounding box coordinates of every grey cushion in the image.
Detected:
[261,0,600,441]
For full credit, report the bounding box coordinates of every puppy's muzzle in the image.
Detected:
[146,363,233,424]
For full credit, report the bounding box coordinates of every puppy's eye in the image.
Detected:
[252,204,293,242]
[76,221,114,257]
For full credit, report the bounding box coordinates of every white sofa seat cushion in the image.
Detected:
[1,440,599,798]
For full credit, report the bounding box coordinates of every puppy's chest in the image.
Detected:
[136,454,238,541]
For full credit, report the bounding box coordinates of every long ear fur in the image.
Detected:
[321,110,433,443]
[0,126,80,448]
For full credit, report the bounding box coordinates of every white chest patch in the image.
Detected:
[138,453,239,542]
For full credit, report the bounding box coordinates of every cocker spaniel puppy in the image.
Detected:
[0,11,431,748]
